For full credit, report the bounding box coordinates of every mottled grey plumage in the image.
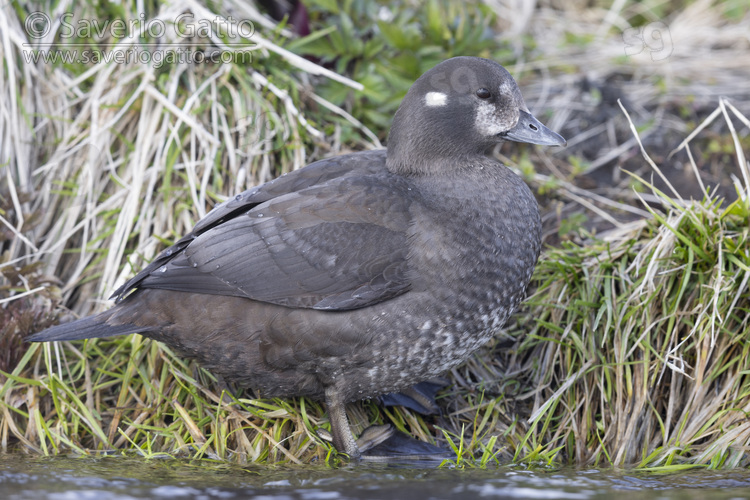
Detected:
[28,57,565,459]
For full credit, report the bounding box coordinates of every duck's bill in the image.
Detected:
[501,110,566,147]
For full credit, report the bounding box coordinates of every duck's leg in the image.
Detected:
[322,385,449,461]
[324,386,361,459]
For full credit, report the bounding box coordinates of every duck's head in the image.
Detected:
[386,57,566,175]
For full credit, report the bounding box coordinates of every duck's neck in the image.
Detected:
[385,106,486,176]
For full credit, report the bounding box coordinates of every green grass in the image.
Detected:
[515,193,750,467]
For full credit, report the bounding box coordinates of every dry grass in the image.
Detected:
[1,0,750,468]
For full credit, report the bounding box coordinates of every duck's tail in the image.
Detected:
[27,312,150,342]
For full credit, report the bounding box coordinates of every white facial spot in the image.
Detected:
[475,101,505,136]
[498,80,513,95]
[425,92,447,107]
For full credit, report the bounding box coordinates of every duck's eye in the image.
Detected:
[476,88,491,99]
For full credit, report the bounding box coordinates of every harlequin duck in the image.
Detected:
[29,57,565,460]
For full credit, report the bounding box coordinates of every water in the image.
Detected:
[2,454,750,500]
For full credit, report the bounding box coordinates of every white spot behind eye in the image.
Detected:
[498,80,513,95]
[425,92,447,107]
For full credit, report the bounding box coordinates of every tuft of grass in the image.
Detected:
[516,194,750,467]
[500,100,750,468]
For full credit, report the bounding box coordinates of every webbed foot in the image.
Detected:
[379,378,449,415]
[317,423,393,454]
[317,424,451,461]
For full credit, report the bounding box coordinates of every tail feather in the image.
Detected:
[27,313,151,342]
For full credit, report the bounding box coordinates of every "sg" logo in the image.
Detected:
[623,22,673,61]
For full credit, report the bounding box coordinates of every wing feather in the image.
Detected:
[114,151,416,311]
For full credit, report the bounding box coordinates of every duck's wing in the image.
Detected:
[112,152,415,311]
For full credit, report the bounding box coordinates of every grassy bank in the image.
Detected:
[2,0,750,467]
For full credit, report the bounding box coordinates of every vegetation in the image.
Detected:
[516,171,750,468]
[1,0,749,469]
